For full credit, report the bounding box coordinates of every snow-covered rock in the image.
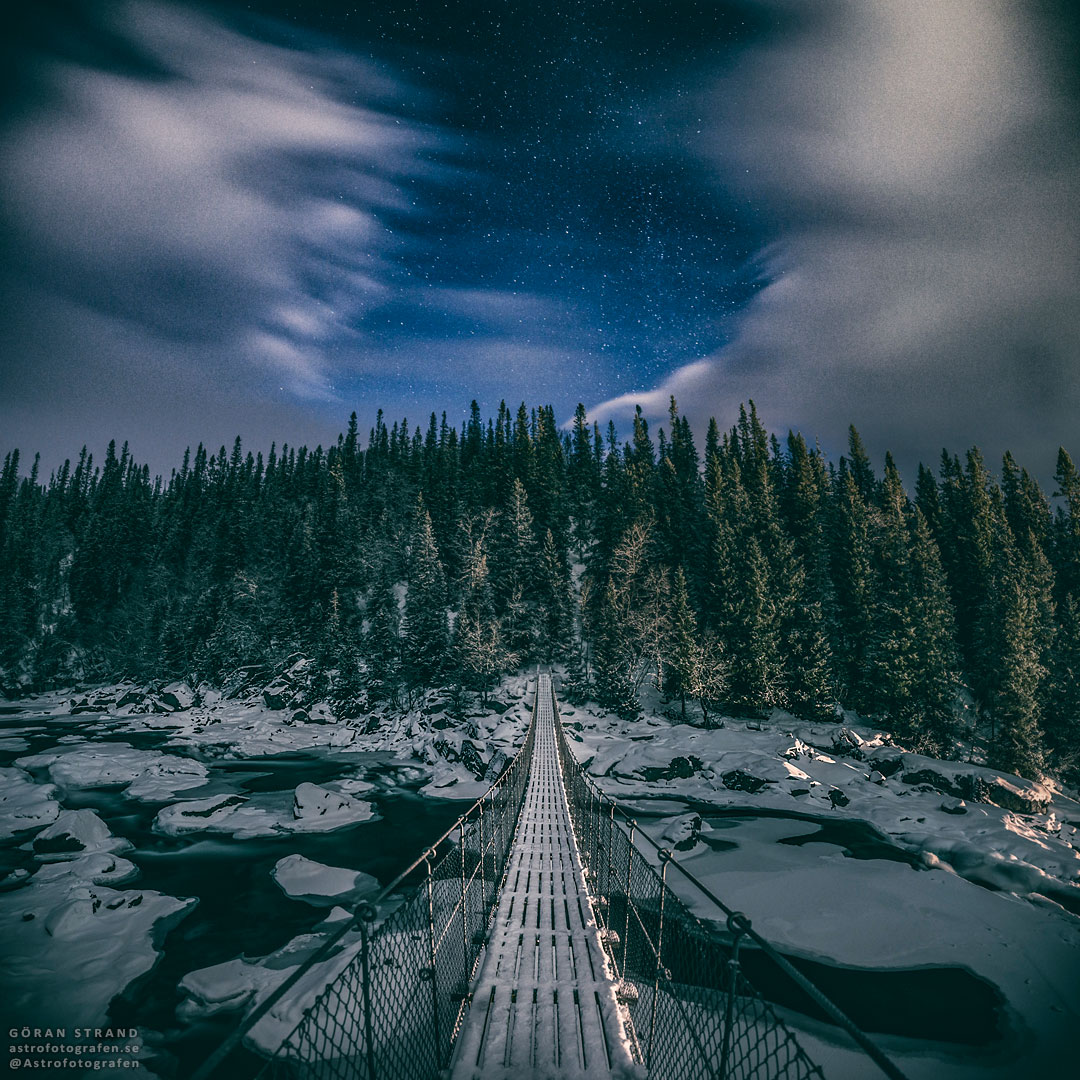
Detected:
[271,855,380,907]
[291,783,375,831]
[154,784,375,839]
[31,809,132,861]
[0,874,195,1027]
[1,806,193,1027]
[16,743,208,801]
[0,766,60,838]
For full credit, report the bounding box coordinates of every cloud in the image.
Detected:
[0,0,457,452]
[588,0,1080,475]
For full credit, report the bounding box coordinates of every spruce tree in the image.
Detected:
[403,498,449,692]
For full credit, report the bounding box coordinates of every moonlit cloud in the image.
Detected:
[589,0,1080,475]
[0,0,456,460]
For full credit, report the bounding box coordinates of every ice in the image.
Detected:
[271,854,380,907]
[565,698,1080,1078]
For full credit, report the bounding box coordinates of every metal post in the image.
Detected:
[459,819,470,971]
[647,851,671,1067]
[719,922,746,1080]
[591,786,600,876]
[424,853,443,1068]
[621,821,636,980]
[356,902,379,1080]
[606,802,616,898]
[478,795,487,911]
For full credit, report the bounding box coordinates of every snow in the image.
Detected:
[291,782,376,831]
[16,742,209,801]
[0,766,60,838]
[563,699,1080,1078]
[31,809,132,860]
[271,854,380,907]
[152,783,374,839]
[0,812,195,1027]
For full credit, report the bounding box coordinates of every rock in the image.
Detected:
[116,690,145,709]
[263,684,292,710]
[641,756,704,782]
[661,814,702,852]
[460,741,487,779]
[271,855,380,908]
[484,750,509,781]
[291,783,374,831]
[869,770,887,785]
[721,769,769,794]
[291,710,310,725]
[901,768,965,798]
[32,809,130,861]
[0,868,31,892]
[828,788,850,808]
[941,797,968,815]
[868,749,906,777]
[831,727,865,759]
[979,775,1052,815]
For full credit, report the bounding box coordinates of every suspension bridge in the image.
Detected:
[196,673,906,1080]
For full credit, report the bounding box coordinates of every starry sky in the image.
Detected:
[1,0,1078,480]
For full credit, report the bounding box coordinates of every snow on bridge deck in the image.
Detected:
[450,674,635,1080]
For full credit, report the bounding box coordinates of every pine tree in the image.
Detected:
[403,498,449,691]
[455,513,515,705]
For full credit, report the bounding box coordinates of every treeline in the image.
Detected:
[0,400,1077,781]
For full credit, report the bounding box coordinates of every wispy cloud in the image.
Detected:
[588,0,1080,473]
[0,0,456,428]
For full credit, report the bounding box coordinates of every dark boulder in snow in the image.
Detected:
[721,769,769,794]
[460,740,486,779]
[828,788,850,808]
[643,756,704,782]
[941,797,968,815]
[868,749,905,777]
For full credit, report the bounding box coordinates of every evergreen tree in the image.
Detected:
[403,498,449,691]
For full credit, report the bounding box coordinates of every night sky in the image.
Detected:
[2,0,1078,480]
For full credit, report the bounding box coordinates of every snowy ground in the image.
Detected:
[0,672,534,1073]
[3,670,1078,1078]
[560,693,1080,1079]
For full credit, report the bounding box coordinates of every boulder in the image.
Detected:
[262,679,294,710]
[868,749,906,778]
[460,741,487,779]
[828,788,850,808]
[158,683,194,711]
[831,727,865,758]
[721,769,769,794]
[941,797,968,815]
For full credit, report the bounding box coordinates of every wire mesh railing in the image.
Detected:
[551,683,908,1080]
[193,678,539,1080]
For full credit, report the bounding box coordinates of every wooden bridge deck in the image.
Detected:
[450,674,634,1079]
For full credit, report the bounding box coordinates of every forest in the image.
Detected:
[0,399,1077,784]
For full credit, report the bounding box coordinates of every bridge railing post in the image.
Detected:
[647,850,671,1067]
[718,915,748,1080]
[621,820,636,985]
[459,819,470,979]
[356,901,379,1080]
[605,801,616,899]
[424,852,443,1069]
[478,794,487,913]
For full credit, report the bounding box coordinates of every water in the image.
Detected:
[1,710,470,1076]
[624,798,1008,1047]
